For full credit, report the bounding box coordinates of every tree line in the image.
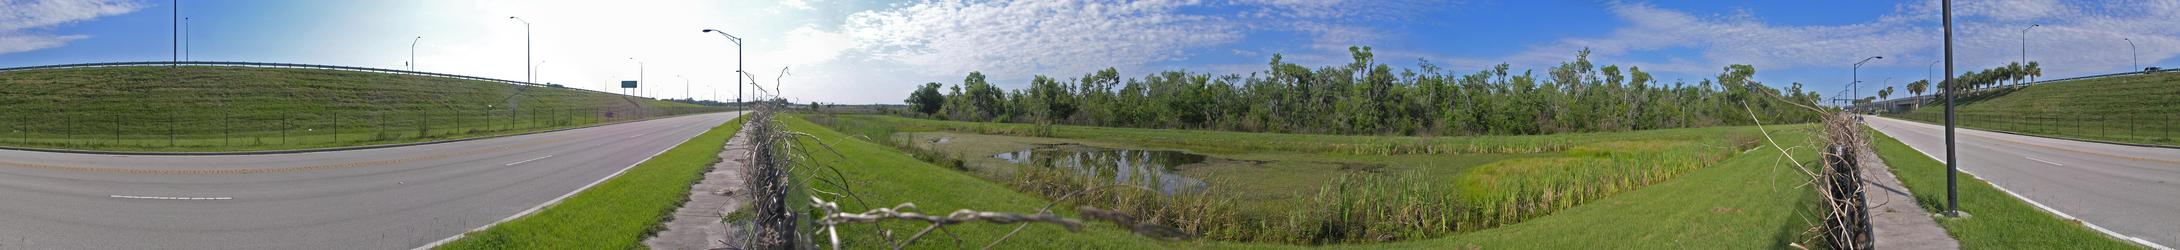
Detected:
[1896,61,2044,99]
[903,46,1826,136]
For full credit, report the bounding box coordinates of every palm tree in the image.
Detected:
[1907,80,1928,97]
[1879,86,1894,100]
[2026,61,2043,84]
[2006,62,2025,86]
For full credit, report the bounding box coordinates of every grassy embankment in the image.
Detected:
[437,116,745,249]
[789,113,1830,248]
[1866,128,2144,249]
[1894,72,2180,146]
[0,66,723,152]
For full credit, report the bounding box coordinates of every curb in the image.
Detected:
[0,111,730,156]
[1877,116,2180,150]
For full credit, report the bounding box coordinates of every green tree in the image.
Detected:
[905,82,945,115]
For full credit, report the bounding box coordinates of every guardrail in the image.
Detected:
[0,61,628,96]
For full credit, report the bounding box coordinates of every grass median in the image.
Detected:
[1866,127,2142,249]
[436,116,745,249]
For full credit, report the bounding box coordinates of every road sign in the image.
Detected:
[621,80,638,89]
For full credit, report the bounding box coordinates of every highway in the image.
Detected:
[0,111,742,249]
[1865,116,2180,248]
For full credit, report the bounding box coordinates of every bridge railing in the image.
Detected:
[0,61,629,96]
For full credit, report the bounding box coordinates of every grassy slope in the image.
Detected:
[0,66,719,152]
[1895,72,2180,146]
[436,116,744,249]
[790,113,1829,249]
[1866,127,2142,249]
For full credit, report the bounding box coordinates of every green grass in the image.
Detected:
[778,115,1170,249]
[0,66,724,152]
[435,116,745,250]
[792,113,1833,248]
[1894,72,2180,146]
[1866,127,2144,249]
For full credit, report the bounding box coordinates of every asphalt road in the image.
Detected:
[1865,115,2180,248]
[0,111,741,249]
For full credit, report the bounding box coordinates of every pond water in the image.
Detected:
[994,144,1210,194]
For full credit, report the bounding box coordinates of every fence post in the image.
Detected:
[113,114,121,146]
[168,111,176,147]
[419,108,428,139]
[282,111,291,145]
[379,111,387,141]
[333,113,340,144]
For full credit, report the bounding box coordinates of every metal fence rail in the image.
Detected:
[0,61,627,96]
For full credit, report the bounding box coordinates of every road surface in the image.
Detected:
[1865,115,2179,248]
[0,111,741,249]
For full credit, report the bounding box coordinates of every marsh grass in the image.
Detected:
[809,113,1769,245]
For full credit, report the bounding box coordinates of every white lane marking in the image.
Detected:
[502,155,555,166]
[110,195,232,200]
[415,113,737,250]
[1868,120,2175,250]
[2024,156,2064,166]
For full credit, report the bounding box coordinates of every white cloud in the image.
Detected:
[841,0,1245,77]
[1496,1,2180,80]
[0,0,140,55]
[781,0,813,10]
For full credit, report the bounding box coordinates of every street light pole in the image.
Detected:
[1943,0,1961,217]
[184,17,191,61]
[509,16,531,83]
[410,36,422,71]
[2020,24,2039,70]
[1852,56,1883,112]
[532,60,546,85]
[2125,38,2138,71]
[627,57,645,98]
[678,75,691,100]
[701,29,744,104]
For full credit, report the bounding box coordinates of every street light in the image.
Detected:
[1942,0,1961,217]
[677,75,691,100]
[532,60,546,85]
[1852,56,1883,112]
[2125,38,2138,71]
[2020,24,2039,69]
[700,28,744,103]
[509,16,531,83]
[627,57,645,98]
[1927,60,1940,96]
[184,17,191,61]
[410,36,422,71]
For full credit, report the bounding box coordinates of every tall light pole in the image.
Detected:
[410,36,422,71]
[171,0,178,66]
[1942,0,1961,217]
[2020,24,2039,69]
[1852,56,1883,111]
[678,75,691,100]
[2125,38,2138,71]
[701,29,744,104]
[627,57,645,98]
[532,60,546,85]
[1927,60,1940,96]
[184,17,191,61]
[509,16,531,83]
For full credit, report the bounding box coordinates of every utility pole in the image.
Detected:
[2020,24,2039,72]
[1943,0,1961,217]
[184,17,191,61]
[1852,56,1883,112]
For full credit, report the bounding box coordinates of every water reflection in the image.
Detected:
[994,144,1209,194]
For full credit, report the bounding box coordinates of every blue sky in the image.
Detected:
[4,0,2176,104]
